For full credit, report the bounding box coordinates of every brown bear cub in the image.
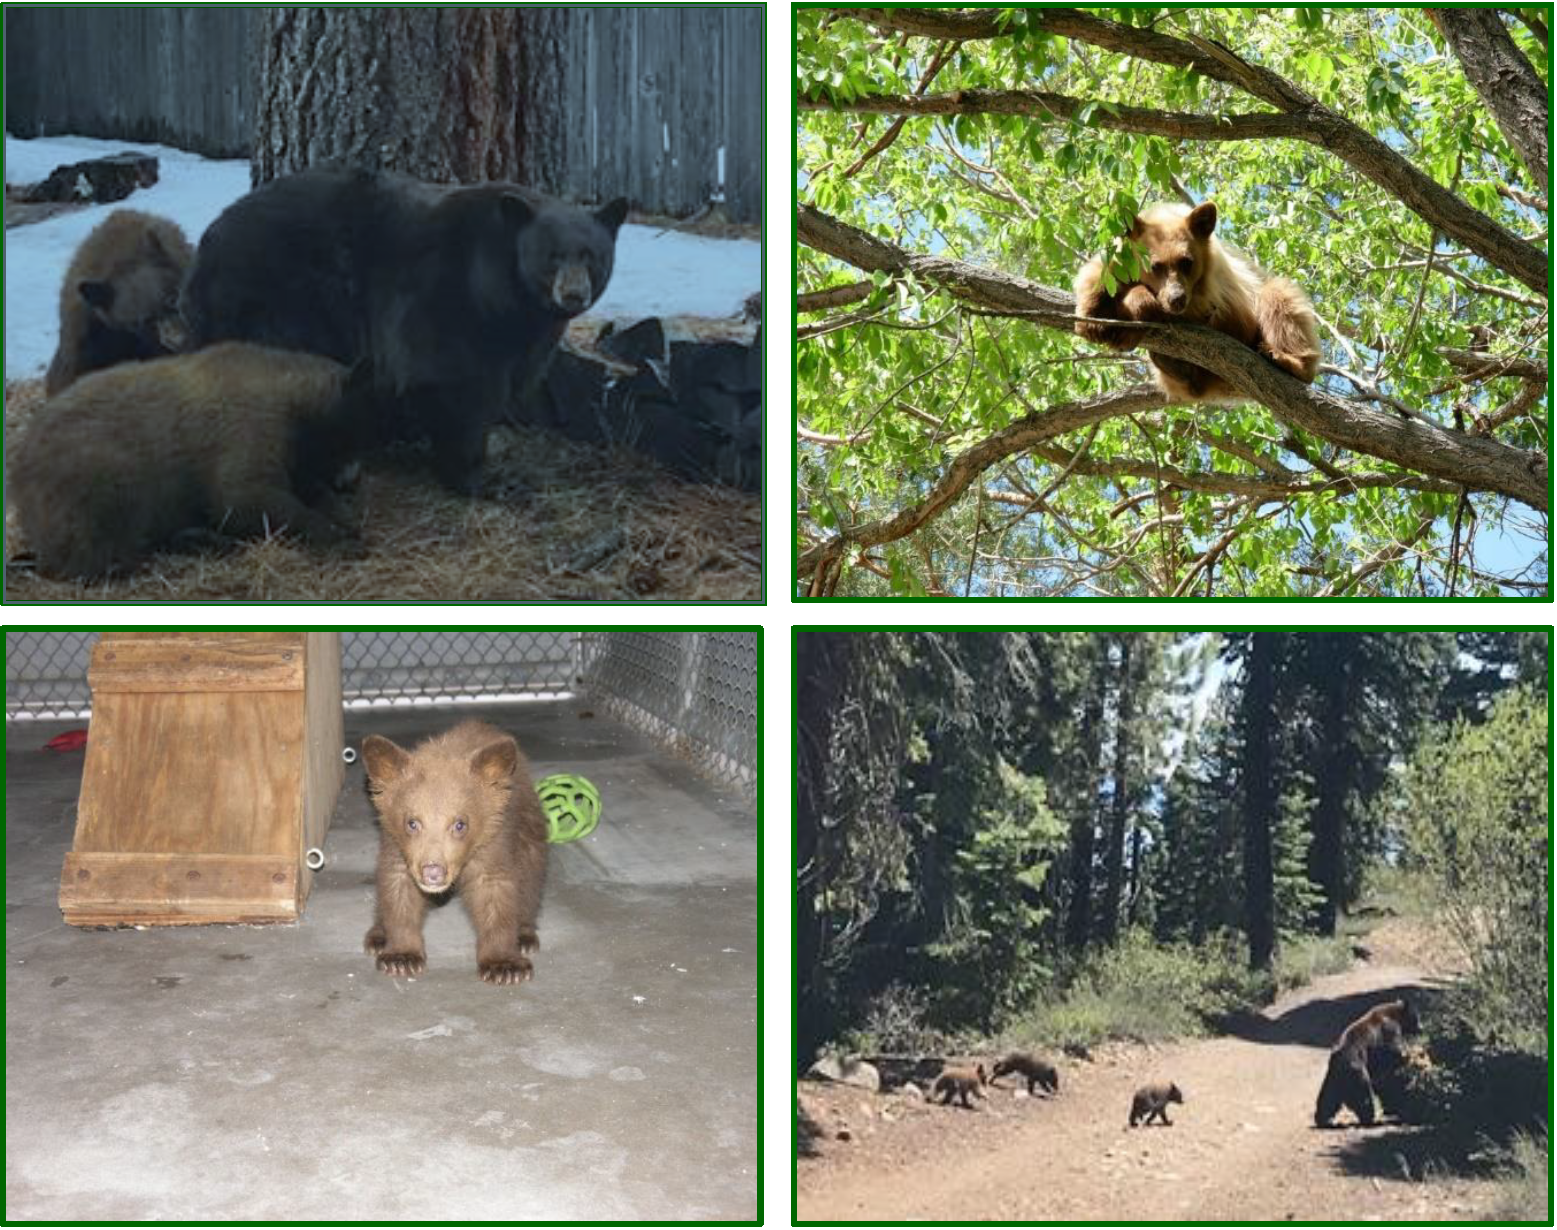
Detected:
[1314,998,1420,1128]
[1074,201,1320,403]
[931,1063,988,1109]
[11,343,367,579]
[1129,1081,1183,1126]
[989,1051,1060,1095]
[45,209,194,395]
[361,720,549,985]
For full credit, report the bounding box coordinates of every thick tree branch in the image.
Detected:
[1437,346,1549,384]
[798,279,874,313]
[1428,8,1549,187]
[798,87,1305,142]
[798,203,1549,511]
[828,7,1549,293]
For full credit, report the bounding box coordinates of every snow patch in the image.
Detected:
[5,135,761,381]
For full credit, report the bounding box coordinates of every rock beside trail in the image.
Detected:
[808,1055,882,1092]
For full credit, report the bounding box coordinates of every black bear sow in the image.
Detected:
[12,343,368,579]
[182,168,630,492]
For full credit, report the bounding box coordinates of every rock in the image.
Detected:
[530,318,760,491]
[835,1127,852,1142]
[900,1082,924,1101]
[807,1055,847,1082]
[806,1055,881,1092]
[14,152,159,205]
[837,1059,881,1092]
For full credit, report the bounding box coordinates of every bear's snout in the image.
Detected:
[552,265,594,312]
[419,863,448,888]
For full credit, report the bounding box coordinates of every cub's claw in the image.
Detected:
[377,950,426,977]
[478,956,534,985]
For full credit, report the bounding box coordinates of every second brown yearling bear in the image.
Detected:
[361,720,549,985]
[181,168,629,493]
[1128,1081,1183,1127]
[1314,998,1420,1127]
[1074,201,1320,403]
[989,1051,1059,1095]
[45,209,193,395]
[12,343,368,579]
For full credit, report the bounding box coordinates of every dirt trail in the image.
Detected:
[798,932,1490,1221]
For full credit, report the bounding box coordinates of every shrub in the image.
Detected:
[1392,686,1548,1055]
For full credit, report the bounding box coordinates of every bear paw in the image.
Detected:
[517,928,541,954]
[376,950,426,977]
[478,955,534,985]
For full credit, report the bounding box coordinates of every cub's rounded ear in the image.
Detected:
[471,735,519,785]
[78,280,115,311]
[1127,216,1146,241]
[1188,201,1217,239]
[500,194,538,228]
[595,197,629,234]
[361,734,411,783]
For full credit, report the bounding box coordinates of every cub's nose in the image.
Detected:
[420,863,447,887]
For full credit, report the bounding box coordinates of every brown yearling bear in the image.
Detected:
[361,721,549,985]
[1128,1081,1183,1126]
[931,1063,988,1108]
[12,343,366,579]
[1073,201,1319,403]
[45,209,194,394]
[989,1051,1060,1095]
[1314,998,1421,1127]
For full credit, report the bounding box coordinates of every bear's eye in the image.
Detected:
[1177,258,1193,273]
[452,817,467,833]
[406,817,420,833]
[1151,261,1167,276]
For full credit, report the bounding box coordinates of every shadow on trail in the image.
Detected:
[1219,982,1444,1051]
[797,1098,824,1158]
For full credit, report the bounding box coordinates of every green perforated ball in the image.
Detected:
[536,774,601,843]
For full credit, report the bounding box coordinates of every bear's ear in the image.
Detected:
[361,734,411,785]
[470,735,519,785]
[78,280,115,311]
[500,194,537,229]
[1187,201,1217,239]
[595,197,630,235]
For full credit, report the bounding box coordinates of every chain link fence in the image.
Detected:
[7,629,756,795]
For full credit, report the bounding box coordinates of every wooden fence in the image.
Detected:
[3,6,764,221]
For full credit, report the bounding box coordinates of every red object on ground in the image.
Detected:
[43,729,89,752]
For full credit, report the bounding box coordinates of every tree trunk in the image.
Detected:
[1428,8,1549,188]
[1308,638,1351,935]
[251,7,530,185]
[1064,651,1106,951]
[796,632,850,1069]
[1241,633,1278,971]
[1100,637,1134,945]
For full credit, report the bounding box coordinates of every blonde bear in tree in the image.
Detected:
[1073,201,1320,403]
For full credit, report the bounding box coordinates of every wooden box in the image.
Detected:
[58,630,344,926]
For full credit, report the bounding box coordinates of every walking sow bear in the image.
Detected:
[182,168,629,493]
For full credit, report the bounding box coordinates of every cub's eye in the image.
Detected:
[406,818,420,833]
[452,817,468,834]
[1178,258,1193,273]
[1151,261,1167,275]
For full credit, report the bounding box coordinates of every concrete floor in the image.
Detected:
[5,702,758,1220]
